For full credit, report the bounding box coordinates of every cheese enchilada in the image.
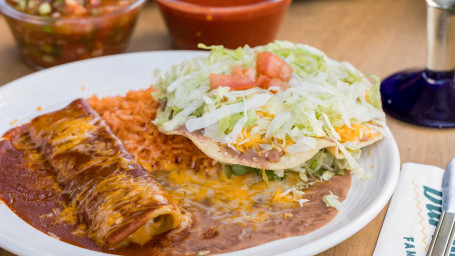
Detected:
[2,99,183,249]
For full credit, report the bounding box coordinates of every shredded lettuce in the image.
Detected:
[152,41,385,179]
[289,150,350,183]
[367,74,382,109]
[196,250,211,256]
[222,149,352,186]
[219,113,242,136]
[257,41,326,78]
[224,164,284,181]
[185,93,271,133]
[323,191,343,211]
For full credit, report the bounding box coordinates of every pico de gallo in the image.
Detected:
[0,0,145,68]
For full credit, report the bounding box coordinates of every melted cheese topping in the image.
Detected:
[9,130,62,194]
[11,130,48,169]
[80,174,170,241]
[157,170,300,225]
[55,200,78,225]
[27,100,181,248]
[47,117,97,155]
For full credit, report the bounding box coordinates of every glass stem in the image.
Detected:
[426,0,455,72]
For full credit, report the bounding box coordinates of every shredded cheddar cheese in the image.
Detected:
[334,124,380,143]
[284,212,293,219]
[228,117,380,157]
[231,126,295,157]
[272,187,282,202]
[55,200,77,225]
[262,169,269,187]
[9,119,18,125]
[72,223,88,237]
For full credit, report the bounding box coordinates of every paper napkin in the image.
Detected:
[374,163,448,256]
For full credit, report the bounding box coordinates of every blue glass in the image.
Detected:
[380,69,455,128]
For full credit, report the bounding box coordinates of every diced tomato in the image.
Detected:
[210,66,257,90]
[231,65,256,80]
[210,73,256,90]
[231,65,243,76]
[65,0,88,15]
[268,78,291,90]
[209,59,292,91]
[256,52,293,82]
[256,74,270,88]
[258,77,290,92]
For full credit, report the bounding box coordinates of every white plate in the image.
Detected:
[0,51,400,256]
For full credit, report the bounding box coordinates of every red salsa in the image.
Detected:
[0,0,145,68]
[155,0,292,50]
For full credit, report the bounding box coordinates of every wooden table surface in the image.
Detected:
[1,0,454,255]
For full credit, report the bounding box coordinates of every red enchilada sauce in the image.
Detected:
[0,111,351,256]
[0,125,96,247]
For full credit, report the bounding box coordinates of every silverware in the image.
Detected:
[427,157,455,256]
